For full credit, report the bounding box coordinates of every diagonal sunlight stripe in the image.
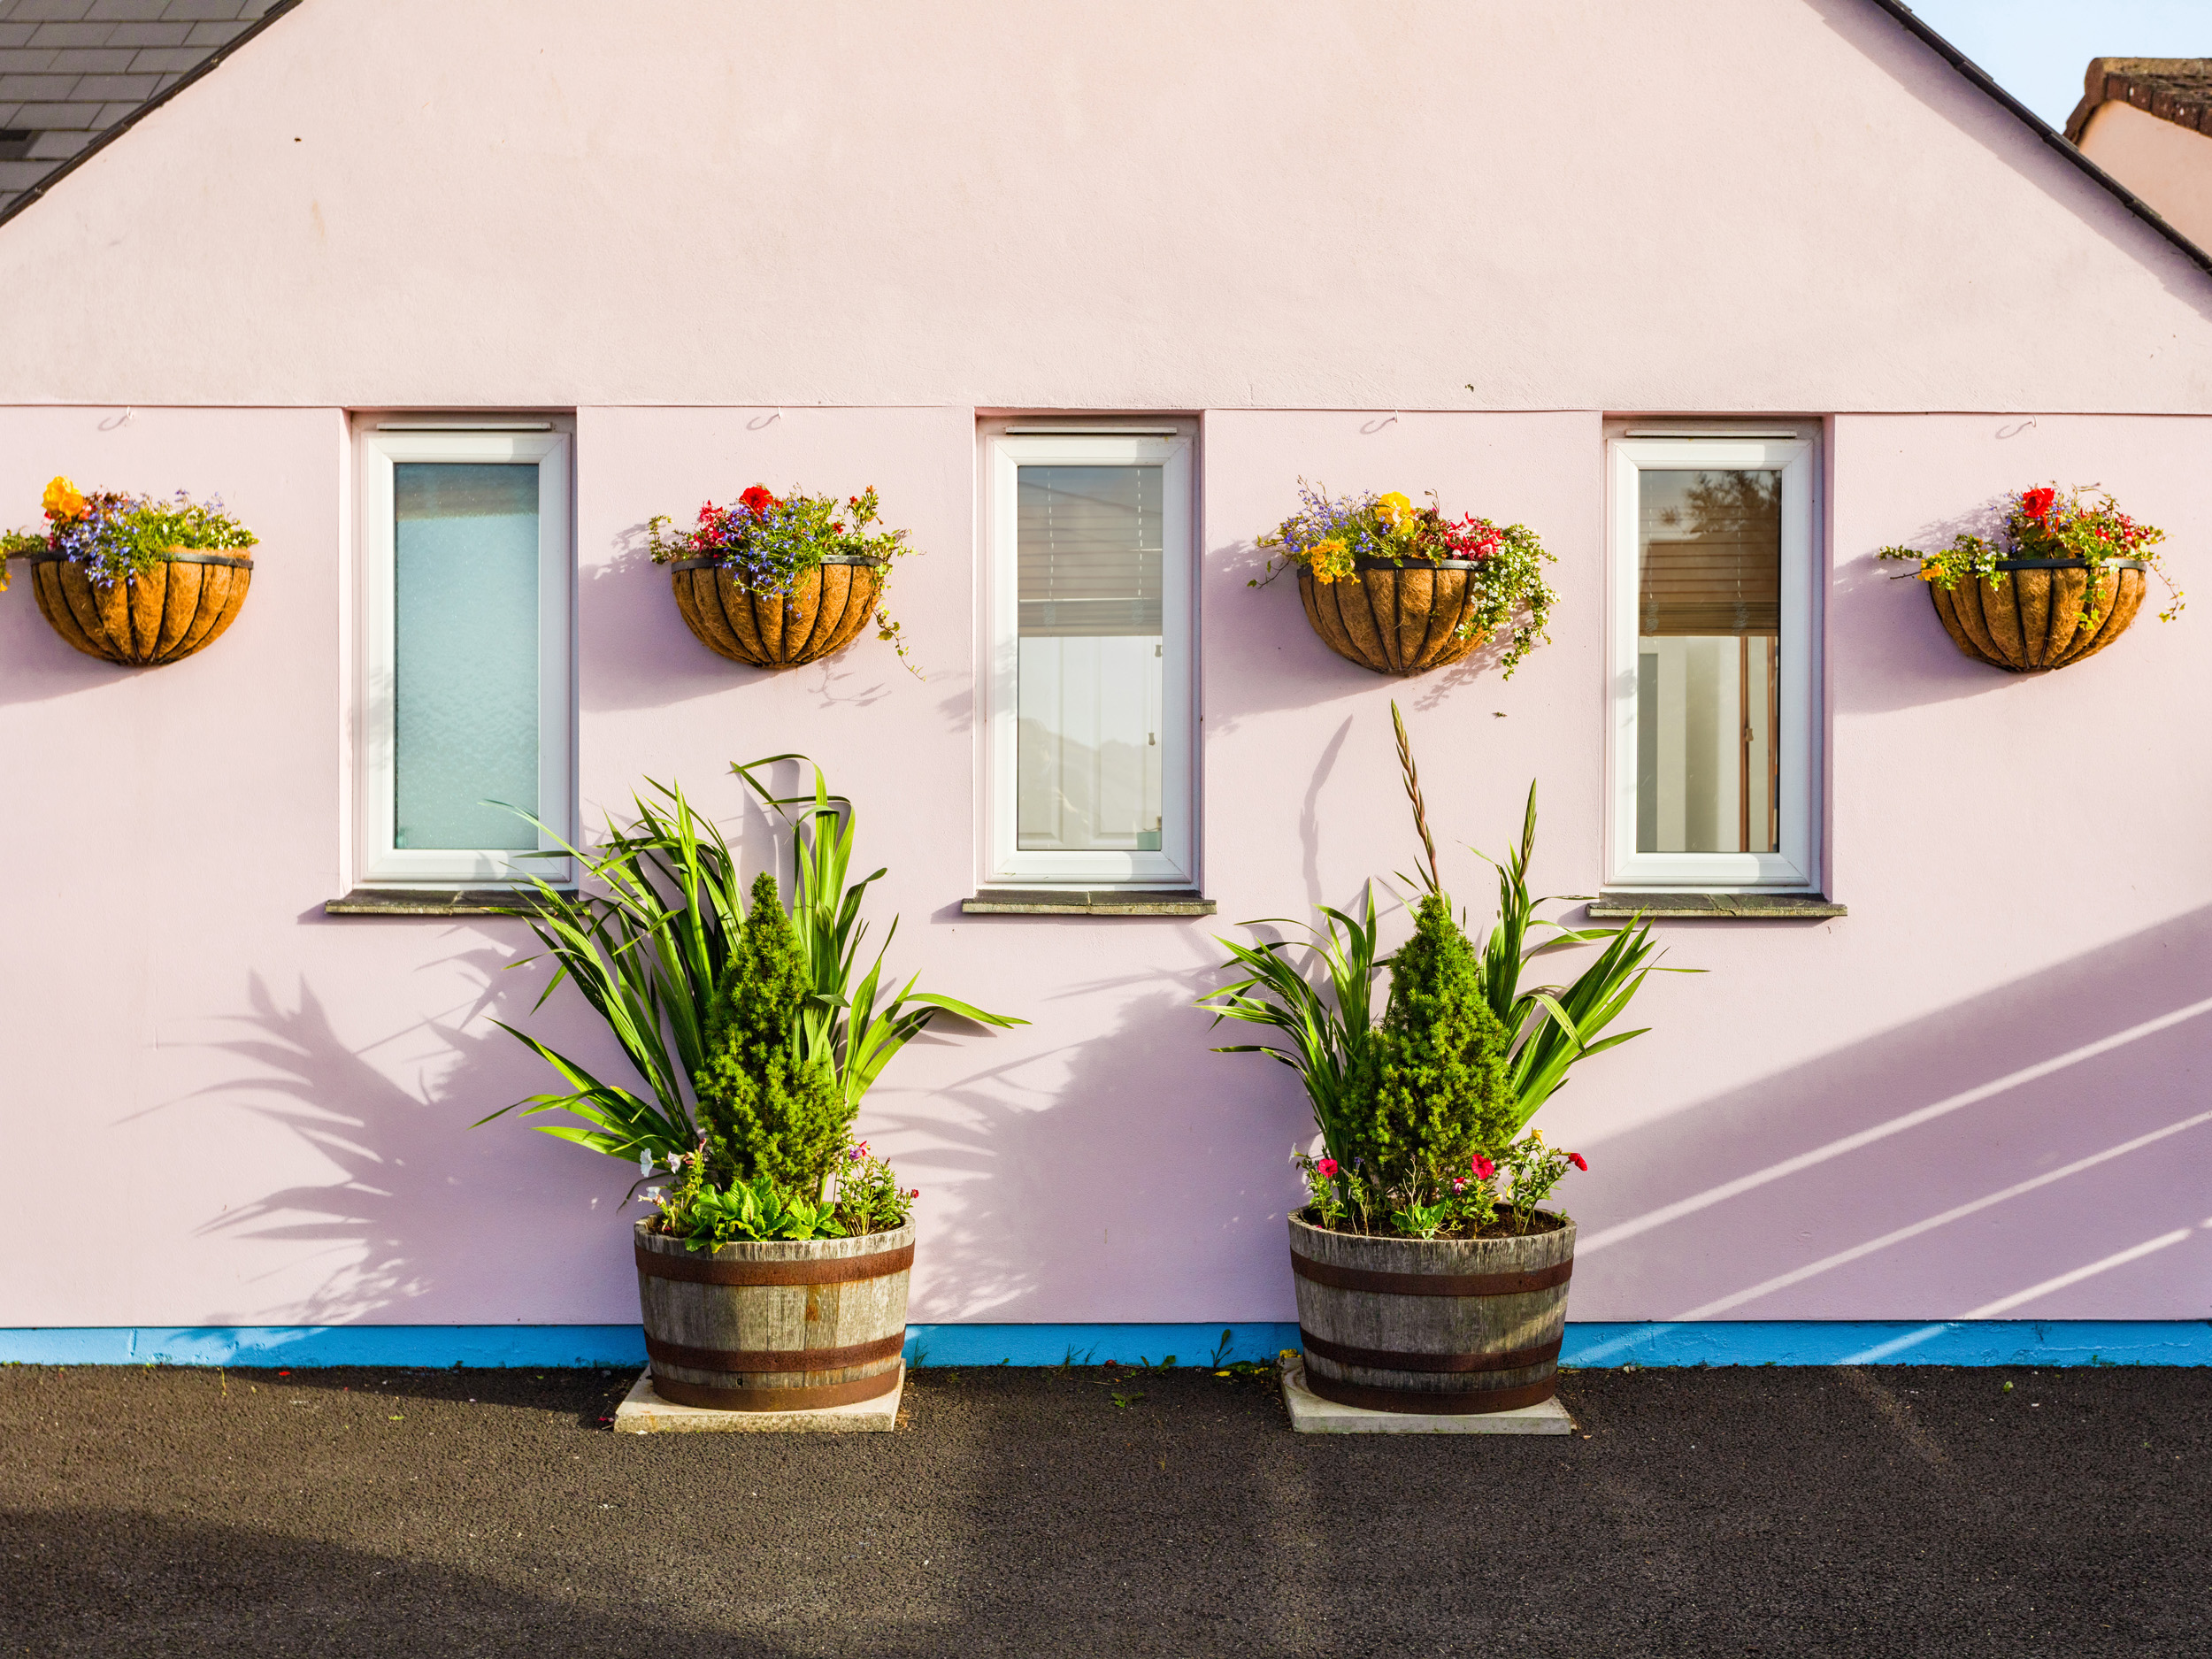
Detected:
[1670,1110,2212,1318]
[1956,1228,2197,1319]
[1578,994,2212,1254]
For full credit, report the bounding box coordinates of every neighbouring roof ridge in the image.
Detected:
[0,0,299,229]
[2064,58,2212,145]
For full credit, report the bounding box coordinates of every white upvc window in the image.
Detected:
[980,421,1196,887]
[1606,431,1820,891]
[355,421,573,887]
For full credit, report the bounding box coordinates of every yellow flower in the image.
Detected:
[1306,536,1355,584]
[42,475,86,521]
[1917,563,1941,581]
[1376,491,1413,528]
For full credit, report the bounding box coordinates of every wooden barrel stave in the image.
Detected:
[1289,1212,1575,1413]
[634,1219,912,1410]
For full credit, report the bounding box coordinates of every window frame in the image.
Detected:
[354,424,574,887]
[979,423,1197,888]
[1605,433,1820,891]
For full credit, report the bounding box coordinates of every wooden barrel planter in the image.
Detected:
[1297,557,1486,676]
[1929,557,2147,672]
[634,1218,912,1411]
[1288,1210,1575,1413]
[670,553,887,668]
[26,549,254,666]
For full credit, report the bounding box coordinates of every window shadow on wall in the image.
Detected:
[1575,903,2212,1321]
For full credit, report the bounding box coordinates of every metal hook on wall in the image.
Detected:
[97,406,135,432]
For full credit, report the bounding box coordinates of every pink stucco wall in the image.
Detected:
[2078,100,2212,261]
[4,403,2209,1329]
[4,1,2212,1333]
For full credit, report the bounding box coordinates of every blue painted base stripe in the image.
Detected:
[2,1320,2206,1370]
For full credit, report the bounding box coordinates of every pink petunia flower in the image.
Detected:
[1568,1152,1588,1171]
[1316,1157,1339,1179]
[1471,1155,1496,1180]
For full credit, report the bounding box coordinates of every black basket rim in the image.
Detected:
[1991,557,2149,571]
[668,552,888,573]
[19,548,254,570]
[1300,556,1486,574]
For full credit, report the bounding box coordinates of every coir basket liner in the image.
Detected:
[1929,557,2147,672]
[1297,557,1486,676]
[670,553,886,668]
[27,549,253,667]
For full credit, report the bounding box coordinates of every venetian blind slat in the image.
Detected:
[1018,465,1164,636]
[1638,470,1780,635]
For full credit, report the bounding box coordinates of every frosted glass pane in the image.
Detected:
[394,463,540,851]
[1635,469,1778,854]
[1016,466,1164,851]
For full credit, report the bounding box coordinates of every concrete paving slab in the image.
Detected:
[614,1363,903,1433]
[1280,1355,1576,1434]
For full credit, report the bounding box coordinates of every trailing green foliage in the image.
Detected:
[694,872,849,1194]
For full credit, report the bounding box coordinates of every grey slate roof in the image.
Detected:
[0,0,288,220]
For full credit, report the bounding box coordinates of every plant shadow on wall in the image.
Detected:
[188,956,619,1327]
[864,968,1290,1325]
[575,519,898,716]
[1573,902,2212,1332]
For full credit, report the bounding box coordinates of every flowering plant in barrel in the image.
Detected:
[483,755,1020,1413]
[1254,481,1556,677]
[1876,483,2180,672]
[4,474,257,664]
[649,483,918,669]
[1201,705,1673,1415]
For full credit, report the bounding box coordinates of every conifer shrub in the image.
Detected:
[693,872,849,1196]
[1350,889,1513,1198]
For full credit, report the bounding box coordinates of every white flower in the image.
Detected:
[639,1148,654,1176]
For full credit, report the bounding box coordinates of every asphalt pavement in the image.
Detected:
[1,1360,2202,1656]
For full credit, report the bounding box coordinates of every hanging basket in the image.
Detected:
[1297,557,1486,676]
[669,553,887,668]
[1928,557,2147,672]
[26,548,254,666]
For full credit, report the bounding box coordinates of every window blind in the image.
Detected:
[1018,465,1164,637]
[1638,469,1780,636]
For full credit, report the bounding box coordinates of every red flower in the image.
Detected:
[1471,1154,1496,1180]
[2022,487,2056,521]
[1568,1152,1588,1171]
[738,485,780,517]
[1316,1157,1339,1179]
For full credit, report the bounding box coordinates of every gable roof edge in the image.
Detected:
[0,0,304,236]
[1867,0,2212,280]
